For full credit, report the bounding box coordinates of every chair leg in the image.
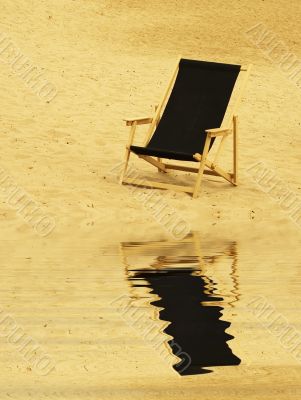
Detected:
[233,115,238,185]
[119,122,137,184]
[119,148,131,184]
[157,157,166,173]
[193,135,211,198]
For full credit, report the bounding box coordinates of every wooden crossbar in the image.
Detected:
[138,155,166,172]
[165,164,199,173]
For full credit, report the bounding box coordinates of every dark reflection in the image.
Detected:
[129,267,240,375]
[121,233,241,375]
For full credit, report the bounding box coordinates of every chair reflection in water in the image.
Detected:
[120,232,241,375]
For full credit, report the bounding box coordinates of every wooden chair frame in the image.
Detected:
[120,58,252,198]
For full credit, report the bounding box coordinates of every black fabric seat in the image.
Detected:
[131,59,240,161]
[130,145,196,162]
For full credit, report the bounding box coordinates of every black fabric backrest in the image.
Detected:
[147,59,241,155]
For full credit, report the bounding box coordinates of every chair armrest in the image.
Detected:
[124,117,153,126]
[205,127,232,137]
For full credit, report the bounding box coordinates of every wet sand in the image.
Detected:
[1,232,300,399]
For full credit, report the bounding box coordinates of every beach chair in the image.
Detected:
[120,58,252,198]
